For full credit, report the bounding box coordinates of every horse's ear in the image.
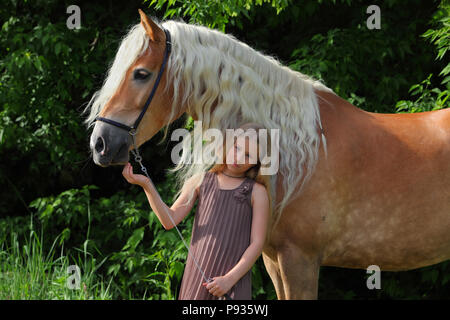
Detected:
[138,9,164,42]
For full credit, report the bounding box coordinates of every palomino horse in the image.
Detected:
[86,10,450,299]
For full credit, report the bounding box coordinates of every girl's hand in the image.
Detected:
[202,275,234,298]
[122,162,149,187]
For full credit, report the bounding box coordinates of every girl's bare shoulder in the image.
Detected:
[252,181,267,194]
[251,181,269,205]
[185,172,213,195]
[182,174,201,195]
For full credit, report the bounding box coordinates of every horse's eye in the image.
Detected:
[133,68,151,81]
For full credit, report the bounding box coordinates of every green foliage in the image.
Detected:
[0,0,126,217]
[287,1,443,113]
[0,226,112,299]
[145,0,290,31]
[396,2,450,113]
[1,17,92,164]
[395,74,448,113]
[23,172,193,299]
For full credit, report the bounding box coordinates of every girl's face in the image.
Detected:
[225,134,259,173]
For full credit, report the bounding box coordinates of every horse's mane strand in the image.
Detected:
[84,24,149,129]
[85,18,334,230]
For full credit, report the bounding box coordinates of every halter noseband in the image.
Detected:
[95,28,172,135]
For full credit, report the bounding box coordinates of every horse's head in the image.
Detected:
[88,10,181,167]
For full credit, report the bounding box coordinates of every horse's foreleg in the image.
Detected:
[262,251,285,300]
[277,244,320,299]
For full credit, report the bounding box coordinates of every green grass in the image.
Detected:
[0,224,113,300]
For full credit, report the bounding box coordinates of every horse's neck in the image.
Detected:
[315,89,362,118]
[315,88,369,139]
[313,88,372,175]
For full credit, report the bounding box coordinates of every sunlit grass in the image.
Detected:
[0,222,113,300]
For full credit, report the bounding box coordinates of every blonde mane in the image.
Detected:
[85,18,335,230]
[84,23,149,128]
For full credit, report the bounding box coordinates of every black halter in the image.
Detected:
[95,28,172,135]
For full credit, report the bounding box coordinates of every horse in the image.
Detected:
[85,10,450,299]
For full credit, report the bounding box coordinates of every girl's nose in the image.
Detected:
[237,151,247,165]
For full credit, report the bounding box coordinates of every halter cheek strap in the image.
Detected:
[95,28,172,134]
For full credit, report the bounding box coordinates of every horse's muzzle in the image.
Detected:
[90,121,131,166]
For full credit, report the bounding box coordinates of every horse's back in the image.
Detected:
[288,91,450,270]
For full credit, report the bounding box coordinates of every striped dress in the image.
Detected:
[177,171,255,300]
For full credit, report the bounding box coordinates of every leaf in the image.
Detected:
[42,34,50,46]
[59,227,70,245]
[146,271,166,278]
[439,63,450,77]
[32,57,43,72]
[55,43,61,56]
[169,261,184,281]
[107,264,120,276]
[123,227,145,251]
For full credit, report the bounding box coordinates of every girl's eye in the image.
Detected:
[235,145,249,157]
[133,68,152,81]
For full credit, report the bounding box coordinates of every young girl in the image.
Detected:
[122,122,272,300]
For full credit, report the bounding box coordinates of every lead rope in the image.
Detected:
[129,132,232,300]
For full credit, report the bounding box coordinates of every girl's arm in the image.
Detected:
[224,183,270,285]
[122,163,199,230]
[205,183,270,297]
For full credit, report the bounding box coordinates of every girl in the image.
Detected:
[122,122,272,300]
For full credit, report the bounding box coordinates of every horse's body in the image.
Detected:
[87,11,450,299]
[263,89,450,298]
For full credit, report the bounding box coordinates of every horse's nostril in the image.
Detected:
[95,136,106,154]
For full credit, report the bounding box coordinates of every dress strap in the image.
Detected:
[199,171,214,196]
[233,178,255,205]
